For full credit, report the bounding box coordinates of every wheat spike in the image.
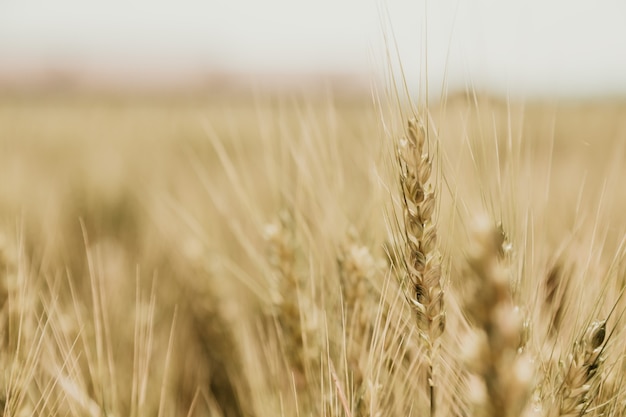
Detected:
[397,117,446,416]
[552,320,606,417]
[462,215,533,417]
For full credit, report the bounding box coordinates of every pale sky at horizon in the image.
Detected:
[1,0,625,97]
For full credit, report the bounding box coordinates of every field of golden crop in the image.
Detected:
[1,91,625,417]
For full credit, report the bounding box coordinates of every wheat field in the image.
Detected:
[0,90,625,417]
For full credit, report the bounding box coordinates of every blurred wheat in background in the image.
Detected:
[1,90,625,416]
[2,1,626,416]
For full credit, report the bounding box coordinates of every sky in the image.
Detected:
[1,0,626,97]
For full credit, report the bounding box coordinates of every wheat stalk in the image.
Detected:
[551,320,606,417]
[337,233,386,415]
[397,117,445,416]
[264,212,304,375]
[264,210,324,413]
[462,215,533,417]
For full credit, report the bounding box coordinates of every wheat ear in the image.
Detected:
[543,257,572,342]
[337,233,385,415]
[398,117,445,416]
[462,215,533,417]
[552,320,606,417]
[264,212,303,374]
[265,210,323,401]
